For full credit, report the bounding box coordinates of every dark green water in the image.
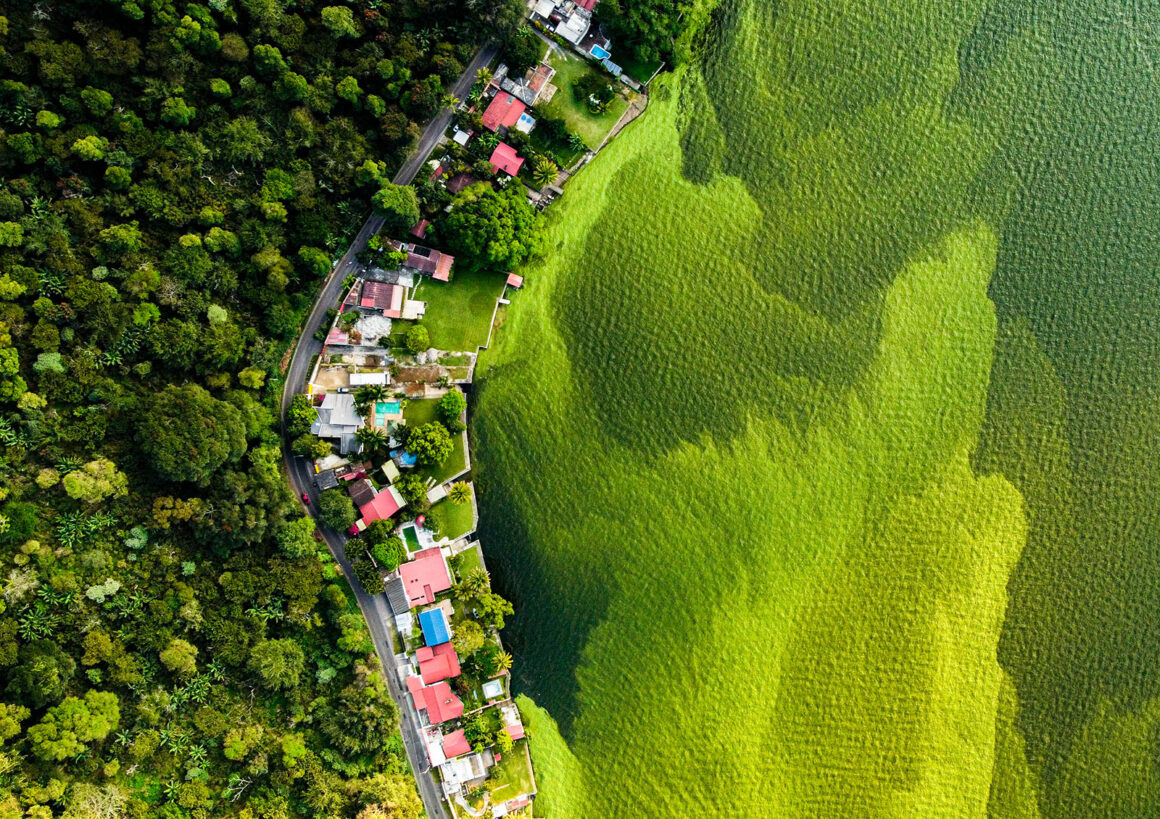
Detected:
[475,0,1160,813]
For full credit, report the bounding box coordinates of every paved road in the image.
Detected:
[280,41,499,819]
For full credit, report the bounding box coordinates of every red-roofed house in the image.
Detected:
[489,143,525,177]
[361,280,406,318]
[400,547,452,607]
[441,729,471,760]
[416,642,461,684]
[504,723,526,741]
[481,92,526,131]
[359,486,406,523]
[506,273,524,288]
[576,0,598,9]
[408,677,464,725]
[410,219,430,239]
[433,253,453,282]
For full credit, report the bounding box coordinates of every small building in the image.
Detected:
[381,460,401,483]
[399,547,452,607]
[418,607,452,646]
[452,128,471,146]
[514,111,537,134]
[359,486,407,523]
[410,218,431,238]
[506,273,524,289]
[385,576,411,616]
[555,9,591,45]
[349,371,390,386]
[481,92,527,132]
[490,143,525,177]
[315,469,339,491]
[407,677,464,726]
[348,478,377,508]
[417,642,461,684]
[391,240,455,282]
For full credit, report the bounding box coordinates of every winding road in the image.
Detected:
[280,41,499,819]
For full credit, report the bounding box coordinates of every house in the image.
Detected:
[416,642,461,684]
[410,218,430,238]
[361,280,405,319]
[527,63,558,104]
[359,486,407,523]
[490,143,525,177]
[399,547,452,607]
[506,273,524,289]
[311,393,364,455]
[391,240,455,282]
[439,752,490,792]
[500,76,538,107]
[348,478,377,508]
[315,469,339,491]
[481,92,526,132]
[419,606,452,646]
[555,8,592,45]
[407,677,464,725]
[385,576,411,615]
[452,128,471,146]
[446,173,480,194]
[381,459,401,483]
[441,729,471,760]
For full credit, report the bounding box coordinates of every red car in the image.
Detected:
[301,492,310,505]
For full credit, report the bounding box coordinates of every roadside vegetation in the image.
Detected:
[0,0,527,814]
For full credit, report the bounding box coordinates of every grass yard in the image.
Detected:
[452,542,485,582]
[487,740,536,802]
[431,497,474,541]
[403,398,467,483]
[411,270,505,352]
[616,54,663,86]
[540,52,628,149]
[528,126,585,169]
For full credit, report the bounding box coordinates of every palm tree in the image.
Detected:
[355,426,390,457]
[455,568,490,601]
[448,482,472,505]
[496,651,513,672]
[476,67,493,87]
[532,157,558,188]
[354,384,388,414]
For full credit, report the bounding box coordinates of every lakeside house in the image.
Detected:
[407,677,464,726]
[399,547,453,607]
[359,485,407,524]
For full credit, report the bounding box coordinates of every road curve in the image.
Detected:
[280,41,499,819]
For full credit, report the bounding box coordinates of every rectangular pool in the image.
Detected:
[590,45,610,59]
[402,526,422,553]
[375,401,401,425]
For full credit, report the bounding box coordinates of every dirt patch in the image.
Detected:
[395,365,441,383]
[314,367,351,391]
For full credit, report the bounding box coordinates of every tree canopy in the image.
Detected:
[136,384,247,485]
[438,183,544,273]
[407,422,453,466]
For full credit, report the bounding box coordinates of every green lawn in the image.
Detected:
[431,497,474,541]
[452,543,485,582]
[411,269,505,352]
[617,54,662,86]
[540,52,629,149]
[403,398,467,483]
[487,740,535,801]
[528,126,585,169]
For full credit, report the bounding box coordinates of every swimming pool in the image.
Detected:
[590,44,610,60]
[402,525,422,553]
[374,401,400,425]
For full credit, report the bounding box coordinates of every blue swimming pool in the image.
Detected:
[590,45,610,60]
[374,401,400,424]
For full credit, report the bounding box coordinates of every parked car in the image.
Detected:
[336,387,349,393]
[301,492,310,504]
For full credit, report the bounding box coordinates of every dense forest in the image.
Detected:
[0,0,522,816]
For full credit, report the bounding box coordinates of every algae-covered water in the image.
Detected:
[474,0,1160,815]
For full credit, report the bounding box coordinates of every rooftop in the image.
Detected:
[506,273,524,288]
[348,478,377,508]
[441,729,471,760]
[482,92,526,132]
[400,547,452,607]
[416,641,461,684]
[408,677,464,725]
[418,607,452,646]
[490,143,525,177]
[359,485,406,523]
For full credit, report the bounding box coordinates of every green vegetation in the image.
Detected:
[412,269,505,351]
[0,0,528,810]
[438,184,544,274]
[539,53,629,148]
[486,740,536,803]
[403,398,467,484]
[429,497,473,542]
